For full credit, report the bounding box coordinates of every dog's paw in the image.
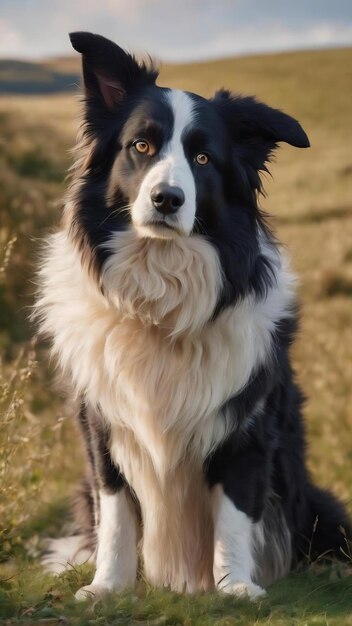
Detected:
[222,580,266,601]
[75,583,113,601]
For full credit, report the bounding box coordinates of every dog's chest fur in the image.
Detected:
[36,228,293,590]
[37,230,286,466]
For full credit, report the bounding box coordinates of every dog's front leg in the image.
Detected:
[75,488,138,600]
[75,405,138,600]
[212,486,266,601]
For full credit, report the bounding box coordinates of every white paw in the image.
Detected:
[222,580,266,601]
[75,583,112,601]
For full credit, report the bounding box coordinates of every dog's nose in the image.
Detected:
[151,184,185,215]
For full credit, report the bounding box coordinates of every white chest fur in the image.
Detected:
[36,230,293,470]
[35,228,295,590]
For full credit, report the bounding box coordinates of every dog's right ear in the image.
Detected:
[69,32,158,114]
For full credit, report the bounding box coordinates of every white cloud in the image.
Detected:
[0,19,22,57]
[0,1,351,61]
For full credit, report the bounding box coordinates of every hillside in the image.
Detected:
[0,59,79,94]
[0,46,351,96]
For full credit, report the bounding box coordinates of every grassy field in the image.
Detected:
[0,47,352,624]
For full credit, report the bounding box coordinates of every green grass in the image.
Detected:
[0,47,352,624]
[1,563,352,625]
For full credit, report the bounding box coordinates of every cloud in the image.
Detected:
[0,19,23,57]
[160,21,352,61]
[0,1,351,61]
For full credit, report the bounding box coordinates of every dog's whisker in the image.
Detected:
[193,215,207,234]
[98,205,131,227]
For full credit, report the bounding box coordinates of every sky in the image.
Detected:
[1,0,352,62]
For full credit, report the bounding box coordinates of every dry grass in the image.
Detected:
[0,47,351,624]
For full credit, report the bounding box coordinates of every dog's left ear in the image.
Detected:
[69,32,158,114]
[211,90,309,178]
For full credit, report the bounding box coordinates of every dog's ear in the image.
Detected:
[69,32,158,113]
[211,90,309,183]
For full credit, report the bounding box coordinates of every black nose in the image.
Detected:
[151,184,185,215]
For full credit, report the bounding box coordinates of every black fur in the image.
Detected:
[77,403,125,495]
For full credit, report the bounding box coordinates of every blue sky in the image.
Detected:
[1,0,352,61]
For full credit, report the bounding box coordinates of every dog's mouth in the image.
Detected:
[135,218,183,240]
[147,220,176,231]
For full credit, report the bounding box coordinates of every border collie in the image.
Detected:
[35,32,351,600]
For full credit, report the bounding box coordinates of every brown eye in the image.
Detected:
[195,153,209,165]
[134,140,150,154]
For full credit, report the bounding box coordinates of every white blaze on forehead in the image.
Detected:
[131,89,197,237]
[166,89,195,157]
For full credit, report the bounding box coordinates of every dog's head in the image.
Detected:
[68,32,309,310]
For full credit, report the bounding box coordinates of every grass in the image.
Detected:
[1,564,352,625]
[0,47,352,624]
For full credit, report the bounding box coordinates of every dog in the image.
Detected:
[35,32,351,600]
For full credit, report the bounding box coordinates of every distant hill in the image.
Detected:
[0,59,80,94]
[0,47,351,95]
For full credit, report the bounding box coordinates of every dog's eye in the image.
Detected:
[195,153,209,166]
[133,140,150,154]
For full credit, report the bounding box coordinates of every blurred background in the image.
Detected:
[0,0,351,616]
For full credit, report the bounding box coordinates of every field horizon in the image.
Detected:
[0,46,351,624]
[0,45,351,94]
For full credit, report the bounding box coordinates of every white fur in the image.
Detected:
[35,227,296,591]
[109,429,214,592]
[213,486,266,600]
[253,506,292,587]
[42,535,94,575]
[131,90,196,237]
[75,490,137,599]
